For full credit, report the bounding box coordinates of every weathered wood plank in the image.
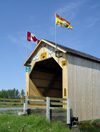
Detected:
[0,98,23,101]
[67,54,100,121]
[50,102,67,106]
[28,101,46,105]
[50,97,67,101]
[28,96,46,100]
[29,79,43,97]
[0,102,22,104]
[28,96,67,101]
[42,72,60,96]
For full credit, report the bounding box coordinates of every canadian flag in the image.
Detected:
[27,31,40,44]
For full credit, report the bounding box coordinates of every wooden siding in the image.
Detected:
[26,72,29,96]
[24,40,100,121]
[30,68,62,98]
[67,54,100,121]
[29,78,43,97]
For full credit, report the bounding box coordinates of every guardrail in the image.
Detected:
[23,96,70,125]
[0,96,70,125]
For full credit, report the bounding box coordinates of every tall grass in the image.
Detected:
[0,112,70,132]
[92,119,100,123]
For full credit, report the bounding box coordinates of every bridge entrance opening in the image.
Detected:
[30,58,62,98]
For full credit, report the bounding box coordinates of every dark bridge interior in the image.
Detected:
[30,58,62,98]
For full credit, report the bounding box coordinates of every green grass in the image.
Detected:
[0,112,70,132]
[0,104,23,108]
[92,119,100,123]
[82,119,100,124]
[82,120,91,123]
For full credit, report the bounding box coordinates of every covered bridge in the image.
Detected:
[23,39,100,121]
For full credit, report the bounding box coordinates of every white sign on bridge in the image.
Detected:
[33,55,39,61]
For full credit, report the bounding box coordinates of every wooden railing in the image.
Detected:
[0,98,24,105]
[0,96,70,124]
[28,96,67,106]
[22,96,70,124]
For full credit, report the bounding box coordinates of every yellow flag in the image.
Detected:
[56,14,73,29]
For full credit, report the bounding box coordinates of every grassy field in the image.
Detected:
[0,111,70,132]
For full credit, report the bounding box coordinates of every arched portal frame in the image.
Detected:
[28,57,63,98]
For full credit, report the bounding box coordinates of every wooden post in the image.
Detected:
[46,97,50,121]
[21,95,24,104]
[62,57,68,109]
[67,98,70,124]
[23,96,28,114]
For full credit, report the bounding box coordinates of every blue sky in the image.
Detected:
[0,0,100,93]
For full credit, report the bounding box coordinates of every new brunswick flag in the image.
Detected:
[56,14,73,29]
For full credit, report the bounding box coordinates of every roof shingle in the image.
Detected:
[45,39,100,63]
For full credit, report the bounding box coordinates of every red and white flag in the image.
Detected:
[27,31,40,44]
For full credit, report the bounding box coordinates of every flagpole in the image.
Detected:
[26,30,27,60]
[55,13,57,54]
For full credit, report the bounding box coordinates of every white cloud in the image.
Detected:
[55,1,85,20]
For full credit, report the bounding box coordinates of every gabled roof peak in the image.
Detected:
[24,39,100,66]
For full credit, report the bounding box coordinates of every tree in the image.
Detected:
[21,89,25,96]
[0,92,3,98]
[1,90,8,98]
[0,88,21,99]
[15,89,20,99]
